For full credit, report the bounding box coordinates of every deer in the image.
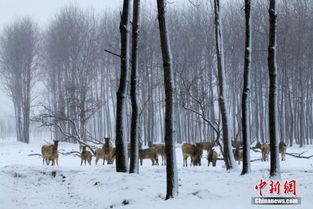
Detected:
[279,141,287,161]
[107,147,116,164]
[231,140,243,148]
[233,146,243,165]
[148,142,166,165]
[139,148,158,166]
[199,141,215,151]
[95,148,105,165]
[193,143,203,166]
[256,142,270,161]
[207,147,217,167]
[41,140,59,166]
[80,146,92,166]
[181,143,203,167]
[47,152,59,166]
[95,137,114,165]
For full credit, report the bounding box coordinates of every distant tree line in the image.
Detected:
[0,0,312,147]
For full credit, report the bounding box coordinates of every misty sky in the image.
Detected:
[0,0,121,28]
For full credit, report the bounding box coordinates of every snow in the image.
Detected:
[0,139,313,209]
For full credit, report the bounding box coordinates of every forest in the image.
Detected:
[0,0,312,208]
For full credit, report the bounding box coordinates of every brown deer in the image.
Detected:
[231,140,243,148]
[233,147,243,165]
[47,152,59,166]
[95,138,114,165]
[193,143,203,166]
[181,143,203,167]
[41,140,59,166]
[148,142,166,165]
[107,147,116,164]
[207,147,217,167]
[80,146,92,166]
[279,141,287,161]
[139,148,158,166]
[95,148,105,165]
[127,140,143,160]
[256,142,270,161]
[102,137,114,156]
[199,141,215,151]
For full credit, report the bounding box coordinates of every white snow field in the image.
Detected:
[0,139,312,209]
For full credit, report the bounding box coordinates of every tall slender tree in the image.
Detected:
[213,0,236,170]
[115,0,131,172]
[0,18,38,144]
[241,0,252,175]
[157,0,178,199]
[129,0,141,174]
[268,0,280,178]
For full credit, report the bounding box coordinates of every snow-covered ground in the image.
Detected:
[0,138,312,209]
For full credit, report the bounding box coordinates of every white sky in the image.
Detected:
[0,0,121,28]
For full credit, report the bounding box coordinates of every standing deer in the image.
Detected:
[139,148,158,166]
[231,140,243,148]
[256,142,270,161]
[199,141,215,151]
[95,137,114,165]
[148,142,166,165]
[193,143,203,166]
[80,146,92,166]
[233,146,243,165]
[207,147,217,167]
[41,140,59,166]
[181,143,203,167]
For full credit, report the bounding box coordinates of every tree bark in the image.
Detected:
[157,0,178,199]
[115,0,131,172]
[241,0,251,175]
[213,0,235,170]
[268,0,280,178]
[129,0,141,174]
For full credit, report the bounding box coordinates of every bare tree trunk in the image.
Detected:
[213,0,235,170]
[129,0,140,174]
[115,0,131,172]
[268,0,280,178]
[157,0,178,199]
[241,0,251,175]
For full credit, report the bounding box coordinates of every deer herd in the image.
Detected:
[40,138,287,167]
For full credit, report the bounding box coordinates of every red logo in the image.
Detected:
[255,179,297,196]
